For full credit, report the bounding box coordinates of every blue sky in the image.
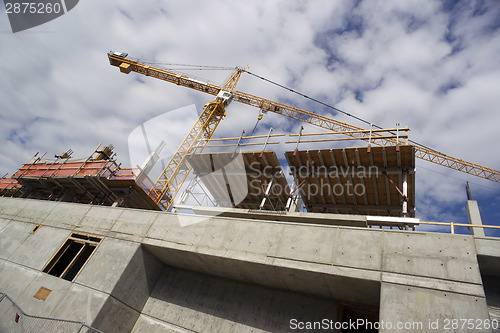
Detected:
[0,0,499,235]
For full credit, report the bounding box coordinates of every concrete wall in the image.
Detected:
[133,265,339,333]
[0,197,163,332]
[1,197,499,332]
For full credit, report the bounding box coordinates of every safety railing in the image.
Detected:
[419,221,500,235]
[195,127,284,155]
[0,292,103,333]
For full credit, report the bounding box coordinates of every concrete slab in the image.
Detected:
[274,264,335,298]
[146,213,206,245]
[78,205,124,231]
[109,247,164,312]
[15,271,73,317]
[0,217,11,232]
[91,295,140,333]
[383,253,482,284]
[0,221,33,260]
[145,239,381,305]
[220,256,288,290]
[0,260,38,301]
[49,283,108,325]
[222,219,284,257]
[42,202,91,229]
[0,197,29,219]
[132,313,197,333]
[272,256,381,283]
[1,197,498,332]
[142,265,339,333]
[275,224,337,264]
[14,199,57,224]
[272,257,381,305]
[75,238,140,295]
[110,208,157,237]
[475,237,500,258]
[383,231,476,260]
[195,217,231,250]
[189,205,367,227]
[8,226,71,271]
[333,227,383,271]
[382,271,485,297]
[144,242,236,279]
[105,230,144,243]
[446,257,483,284]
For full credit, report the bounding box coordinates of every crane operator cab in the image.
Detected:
[109,51,128,58]
[216,90,233,106]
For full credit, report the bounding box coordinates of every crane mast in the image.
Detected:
[108,52,499,209]
[150,69,242,210]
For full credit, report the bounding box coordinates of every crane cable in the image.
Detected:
[243,69,498,190]
[243,70,443,155]
[250,112,265,135]
[132,58,233,71]
[126,60,479,160]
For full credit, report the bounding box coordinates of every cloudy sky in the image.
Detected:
[1,0,499,234]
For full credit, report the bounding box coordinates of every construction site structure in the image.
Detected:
[0,53,498,332]
[0,187,499,331]
[0,144,159,211]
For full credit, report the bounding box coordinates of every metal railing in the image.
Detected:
[0,293,103,333]
[419,221,500,235]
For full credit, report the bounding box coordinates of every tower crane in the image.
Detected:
[108,51,500,210]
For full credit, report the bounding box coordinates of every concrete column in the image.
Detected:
[379,283,491,333]
[466,200,485,237]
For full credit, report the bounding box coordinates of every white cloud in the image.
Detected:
[0,0,499,226]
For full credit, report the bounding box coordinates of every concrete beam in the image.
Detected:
[183,205,367,227]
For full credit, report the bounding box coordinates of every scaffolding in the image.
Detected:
[1,145,160,210]
[176,126,418,229]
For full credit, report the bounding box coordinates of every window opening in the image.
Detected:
[43,233,101,281]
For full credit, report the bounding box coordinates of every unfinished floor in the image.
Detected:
[0,197,499,332]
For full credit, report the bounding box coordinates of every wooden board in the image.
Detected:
[285,145,415,217]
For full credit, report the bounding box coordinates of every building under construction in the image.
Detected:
[0,52,499,332]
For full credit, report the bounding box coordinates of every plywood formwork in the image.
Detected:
[0,178,22,197]
[7,160,160,211]
[285,145,415,217]
[188,151,289,211]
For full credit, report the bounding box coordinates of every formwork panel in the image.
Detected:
[285,145,415,217]
[188,151,289,211]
